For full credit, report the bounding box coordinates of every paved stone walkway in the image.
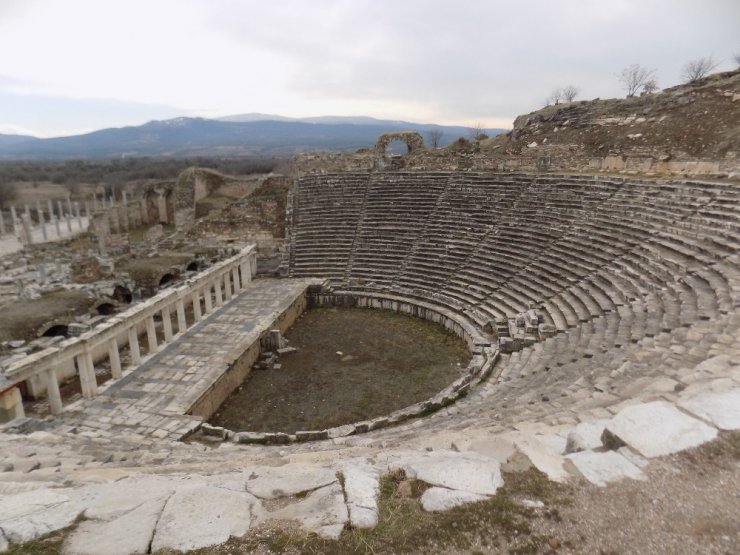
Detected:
[48,278,320,441]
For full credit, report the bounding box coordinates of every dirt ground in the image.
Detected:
[0,289,96,343]
[209,307,471,433]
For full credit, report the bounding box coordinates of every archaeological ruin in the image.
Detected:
[0,70,738,553]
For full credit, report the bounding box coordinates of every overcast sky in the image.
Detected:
[0,0,738,137]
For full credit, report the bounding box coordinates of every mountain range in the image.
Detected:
[0,114,506,160]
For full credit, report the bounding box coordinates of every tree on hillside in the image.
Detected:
[642,79,659,95]
[546,88,563,106]
[681,56,718,83]
[617,64,657,97]
[469,124,488,141]
[562,85,579,102]
[0,184,18,210]
[427,129,444,149]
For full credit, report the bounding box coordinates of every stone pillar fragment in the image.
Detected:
[108,338,122,379]
[44,368,63,415]
[128,327,141,365]
[146,316,158,353]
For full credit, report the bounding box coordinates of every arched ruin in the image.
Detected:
[374,131,425,156]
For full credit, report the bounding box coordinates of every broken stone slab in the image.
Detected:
[68,475,181,520]
[63,497,166,555]
[420,487,489,512]
[505,433,571,483]
[565,450,644,487]
[603,401,718,458]
[402,450,503,496]
[232,431,267,444]
[295,430,329,442]
[0,488,82,544]
[246,463,337,499]
[276,346,298,355]
[266,482,348,540]
[200,423,227,439]
[565,419,610,454]
[340,462,380,529]
[150,484,258,552]
[678,389,740,430]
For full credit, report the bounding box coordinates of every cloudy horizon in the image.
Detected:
[0,0,738,138]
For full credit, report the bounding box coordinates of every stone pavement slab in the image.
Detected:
[566,450,644,487]
[678,388,740,430]
[604,401,718,458]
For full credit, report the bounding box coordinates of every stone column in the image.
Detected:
[192,291,202,321]
[77,350,98,398]
[75,202,82,230]
[176,299,187,333]
[36,200,48,241]
[204,284,213,313]
[161,306,173,342]
[54,213,61,238]
[93,194,99,211]
[108,338,122,379]
[98,233,106,256]
[44,368,64,415]
[223,272,232,300]
[214,279,223,307]
[84,200,90,220]
[66,211,73,233]
[0,209,5,235]
[232,266,241,292]
[157,192,167,224]
[21,214,33,245]
[128,327,141,365]
[121,191,129,231]
[146,316,158,353]
[24,204,31,220]
[66,195,73,216]
[10,205,19,235]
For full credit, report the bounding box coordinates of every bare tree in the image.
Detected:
[427,129,444,149]
[641,79,659,95]
[0,184,18,210]
[547,88,563,106]
[681,56,718,83]
[617,64,657,97]
[562,85,579,102]
[469,124,488,141]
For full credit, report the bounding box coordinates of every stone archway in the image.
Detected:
[374,132,425,157]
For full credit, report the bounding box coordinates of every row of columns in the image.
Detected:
[41,254,255,415]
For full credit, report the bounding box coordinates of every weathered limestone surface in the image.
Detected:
[678,389,740,430]
[246,463,337,499]
[267,482,349,540]
[0,489,82,544]
[340,461,381,529]
[420,487,489,512]
[151,485,257,552]
[64,497,166,555]
[604,401,718,458]
[565,450,644,487]
[402,451,503,495]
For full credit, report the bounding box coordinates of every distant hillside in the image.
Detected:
[0,134,38,148]
[0,117,506,160]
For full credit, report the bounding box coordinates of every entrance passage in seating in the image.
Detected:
[209,307,471,433]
